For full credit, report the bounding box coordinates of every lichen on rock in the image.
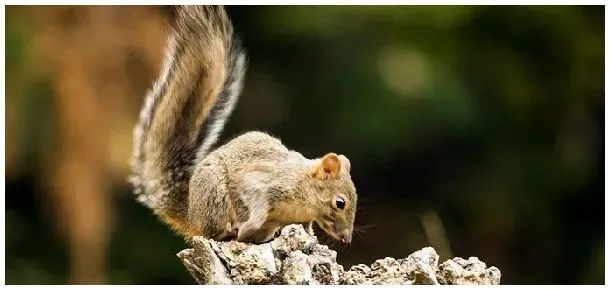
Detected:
[177,224,501,285]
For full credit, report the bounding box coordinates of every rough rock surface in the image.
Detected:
[177,224,501,285]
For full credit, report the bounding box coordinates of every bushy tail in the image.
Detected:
[130,6,246,220]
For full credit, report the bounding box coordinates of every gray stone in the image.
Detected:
[342,264,372,285]
[437,256,502,285]
[270,225,317,258]
[282,251,313,285]
[176,237,232,284]
[400,247,440,285]
[178,224,502,285]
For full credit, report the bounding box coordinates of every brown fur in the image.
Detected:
[131,6,358,244]
[188,131,358,243]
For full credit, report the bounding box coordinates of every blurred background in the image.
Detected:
[5,5,604,285]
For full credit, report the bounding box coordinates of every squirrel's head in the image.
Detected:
[306,152,357,244]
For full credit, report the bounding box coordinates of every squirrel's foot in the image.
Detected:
[300,221,315,236]
[215,223,239,241]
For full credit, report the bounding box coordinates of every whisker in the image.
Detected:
[354,222,376,230]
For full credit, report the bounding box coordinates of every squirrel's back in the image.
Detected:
[130,6,246,229]
[186,131,301,238]
[214,131,293,162]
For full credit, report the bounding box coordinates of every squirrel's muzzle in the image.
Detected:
[339,229,352,244]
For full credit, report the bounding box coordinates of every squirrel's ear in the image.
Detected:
[338,154,351,173]
[313,153,341,180]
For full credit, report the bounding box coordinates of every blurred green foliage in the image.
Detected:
[5,6,604,284]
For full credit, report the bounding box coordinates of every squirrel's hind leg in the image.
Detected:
[236,208,277,244]
[237,222,278,244]
[215,222,239,241]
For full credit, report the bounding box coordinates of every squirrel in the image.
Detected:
[130,5,357,244]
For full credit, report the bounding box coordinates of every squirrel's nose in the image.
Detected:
[340,231,352,244]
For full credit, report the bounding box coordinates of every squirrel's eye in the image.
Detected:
[335,196,345,209]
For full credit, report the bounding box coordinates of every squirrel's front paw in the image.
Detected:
[300,222,315,236]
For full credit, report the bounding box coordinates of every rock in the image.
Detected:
[177,224,502,285]
[368,257,405,284]
[400,247,440,285]
[437,256,502,285]
[270,225,317,258]
[176,237,232,284]
[232,243,277,284]
[282,251,312,285]
[342,264,372,285]
[308,244,343,284]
